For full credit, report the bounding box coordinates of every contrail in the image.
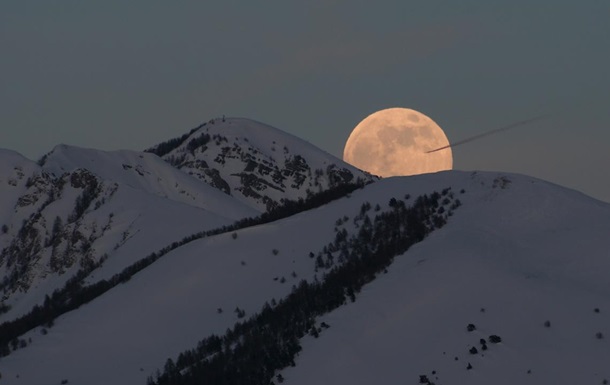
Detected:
[426,114,548,153]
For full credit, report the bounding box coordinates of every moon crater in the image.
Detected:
[343,108,453,177]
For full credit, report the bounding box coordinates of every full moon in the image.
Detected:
[343,108,453,177]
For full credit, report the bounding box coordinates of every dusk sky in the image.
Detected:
[1,1,609,202]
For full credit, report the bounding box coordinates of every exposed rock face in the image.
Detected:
[0,117,372,317]
[146,117,375,211]
[1,167,116,295]
[0,144,255,311]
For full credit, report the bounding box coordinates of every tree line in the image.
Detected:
[147,188,459,385]
[0,179,370,357]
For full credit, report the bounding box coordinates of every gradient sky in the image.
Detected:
[2,1,609,201]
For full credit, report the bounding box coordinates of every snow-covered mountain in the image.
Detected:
[0,117,371,325]
[0,168,608,385]
[41,144,256,219]
[0,145,258,322]
[0,117,608,385]
[281,172,610,385]
[145,117,375,211]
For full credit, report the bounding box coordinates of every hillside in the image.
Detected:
[146,117,375,211]
[1,170,608,385]
[281,172,610,385]
[0,146,257,322]
[0,116,372,329]
[40,144,256,220]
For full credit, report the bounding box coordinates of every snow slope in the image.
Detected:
[1,171,608,385]
[281,172,610,385]
[147,117,375,211]
[0,146,257,322]
[0,149,42,223]
[41,144,256,220]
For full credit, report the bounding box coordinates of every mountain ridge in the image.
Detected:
[1,170,608,384]
[0,118,608,385]
[0,117,370,325]
[146,117,375,211]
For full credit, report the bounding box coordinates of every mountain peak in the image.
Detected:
[3,118,607,385]
[147,117,375,211]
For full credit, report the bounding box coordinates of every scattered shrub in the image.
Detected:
[469,347,478,355]
[234,307,246,319]
[467,323,476,332]
[231,232,238,240]
[488,335,502,344]
[595,332,604,340]
[544,320,551,328]
[0,303,10,315]
[309,327,319,338]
